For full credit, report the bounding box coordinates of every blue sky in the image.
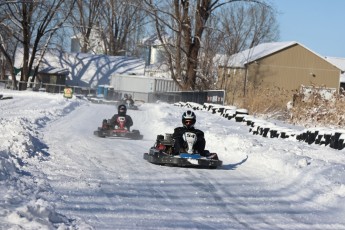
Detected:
[273,0,345,58]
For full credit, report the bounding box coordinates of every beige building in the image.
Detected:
[217,41,342,104]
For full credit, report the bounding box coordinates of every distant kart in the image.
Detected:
[94,117,143,140]
[143,133,222,169]
[117,100,139,110]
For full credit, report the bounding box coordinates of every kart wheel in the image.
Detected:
[94,130,106,138]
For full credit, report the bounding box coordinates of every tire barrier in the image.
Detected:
[174,101,345,151]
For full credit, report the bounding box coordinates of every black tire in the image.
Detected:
[94,130,106,138]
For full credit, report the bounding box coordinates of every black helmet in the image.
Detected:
[182,110,196,128]
[118,104,127,115]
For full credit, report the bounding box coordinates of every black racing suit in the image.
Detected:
[109,114,133,130]
[172,126,206,155]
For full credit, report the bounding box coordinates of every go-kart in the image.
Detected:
[117,99,139,110]
[94,117,143,140]
[143,133,222,169]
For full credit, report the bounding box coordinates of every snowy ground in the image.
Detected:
[1,89,345,230]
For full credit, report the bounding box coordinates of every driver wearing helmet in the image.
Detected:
[109,104,133,130]
[122,94,134,106]
[172,110,206,155]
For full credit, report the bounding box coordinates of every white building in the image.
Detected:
[139,34,172,78]
[70,28,106,54]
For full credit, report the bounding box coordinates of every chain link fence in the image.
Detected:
[0,79,96,95]
[0,79,224,105]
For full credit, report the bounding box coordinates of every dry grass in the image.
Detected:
[229,84,345,128]
[231,84,293,120]
[288,87,345,128]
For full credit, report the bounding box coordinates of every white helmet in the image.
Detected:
[182,110,196,128]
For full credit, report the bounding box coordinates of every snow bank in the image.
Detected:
[0,90,91,229]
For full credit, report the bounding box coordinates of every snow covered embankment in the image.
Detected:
[0,91,90,229]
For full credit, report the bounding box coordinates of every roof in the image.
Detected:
[216,41,297,68]
[140,33,171,46]
[15,48,146,88]
[38,66,69,75]
[219,41,341,70]
[325,57,345,71]
[325,57,345,82]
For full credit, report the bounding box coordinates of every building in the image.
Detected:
[13,47,146,92]
[71,28,106,54]
[35,66,69,92]
[217,41,342,104]
[139,34,172,78]
[140,34,168,65]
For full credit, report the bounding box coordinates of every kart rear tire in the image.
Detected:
[94,130,106,138]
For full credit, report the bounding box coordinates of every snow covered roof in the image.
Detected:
[140,33,171,46]
[15,49,146,88]
[324,57,345,71]
[219,41,341,70]
[216,41,298,68]
[325,57,345,83]
[38,66,69,75]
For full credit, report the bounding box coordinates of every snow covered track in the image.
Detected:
[1,90,345,229]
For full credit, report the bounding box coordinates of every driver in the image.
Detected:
[172,110,206,155]
[109,104,133,130]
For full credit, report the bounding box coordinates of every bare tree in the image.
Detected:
[142,0,277,91]
[67,0,102,53]
[196,15,223,90]
[0,0,32,88]
[0,0,75,90]
[66,0,148,56]
[220,2,278,56]
[98,0,148,56]
[0,26,19,88]
[217,2,279,100]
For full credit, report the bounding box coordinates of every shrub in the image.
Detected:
[288,86,345,128]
